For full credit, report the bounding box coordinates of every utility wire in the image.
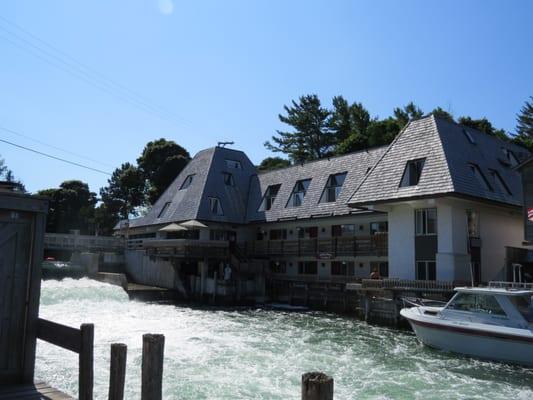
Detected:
[0,137,112,175]
[0,15,195,130]
[0,125,114,168]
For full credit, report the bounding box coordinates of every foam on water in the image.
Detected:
[36,278,533,399]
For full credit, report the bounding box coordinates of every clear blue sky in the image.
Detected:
[0,0,532,194]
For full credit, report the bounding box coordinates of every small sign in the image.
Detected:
[318,253,332,260]
[528,208,533,223]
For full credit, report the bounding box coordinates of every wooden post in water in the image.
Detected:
[79,323,94,400]
[142,334,165,400]
[301,372,334,400]
[109,343,127,400]
[213,272,218,303]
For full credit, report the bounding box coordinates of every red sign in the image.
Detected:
[528,208,533,223]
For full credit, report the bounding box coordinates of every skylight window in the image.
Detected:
[209,197,224,215]
[225,159,242,169]
[489,169,512,195]
[319,172,347,203]
[462,128,476,144]
[157,202,171,218]
[258,184,281,211]
[286,179,311,208]
[223,172,235,186]
[501,148,519,167]
[400,158,426,187]
[180,174,194,190]
[469,163,493,191]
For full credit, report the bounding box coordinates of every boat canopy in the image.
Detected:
[454,287,533,296]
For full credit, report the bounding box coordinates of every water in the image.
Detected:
[36,278,533,399]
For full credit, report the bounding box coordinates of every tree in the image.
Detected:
[367,117,402,147]
[265,94,334,162]
[37,180,97,234]
[393,102,424,128]
[429,107,454,122]
[257,157,291,172]
[458,116,508,140]
[0,156,25,191]
[100,163,146,220]
[137,139,190,204]
[514,97,533,151]
[330,96,373,154]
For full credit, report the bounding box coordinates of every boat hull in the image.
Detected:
[402,309,533,366]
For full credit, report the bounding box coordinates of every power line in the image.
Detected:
[0,15,196,131]
[0,137,112,175]
[0,125,114,168]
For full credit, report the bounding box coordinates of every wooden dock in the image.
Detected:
[0,381,73,399]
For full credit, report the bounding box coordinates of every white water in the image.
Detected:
[36,278,533,399]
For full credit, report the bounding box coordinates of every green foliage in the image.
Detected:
[257,157,291,172]
[137,139,191,204]
[457,116,509,141]
[393,102,424,128]
[0,156,25,191]
[265,94,335,162]
[513,97,533,151]
[100,163,146,220]
[429,107,454,122]
[37,180,97,234]
[330,96,373,153]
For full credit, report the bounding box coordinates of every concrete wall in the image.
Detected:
[125,250,177,289]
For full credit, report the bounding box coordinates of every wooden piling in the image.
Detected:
[108,343,127,400]
[79,323,94,400]
[301,372,334,400]
[141,334,165,400]
[213,272,218,302]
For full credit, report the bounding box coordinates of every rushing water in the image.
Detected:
[36,278,533,400]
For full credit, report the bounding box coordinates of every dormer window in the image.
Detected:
[489,169,512,195]
[209,197,223,215]
[462,128,475,144]
[258,184,281,211]
[286,179,311,207]
[180,174,194,190]
[157,202,171,218]
[501,148,519,167]
[319,172,347,203]
[469,163,492,191]
[225,159,242,169]
[400,158,425,187]
[223,172,235,186]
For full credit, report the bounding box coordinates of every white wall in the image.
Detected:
[125,250,177,289]
[388,204,415,279]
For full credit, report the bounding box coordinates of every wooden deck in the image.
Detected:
[0,381,73,399]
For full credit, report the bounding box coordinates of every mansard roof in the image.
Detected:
[348,115,529,208]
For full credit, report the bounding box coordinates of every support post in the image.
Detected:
[109,343,127,400]
[142,334,165,400]
[212,271,218,303]
[79,323,94,400]
[301,372,333,400]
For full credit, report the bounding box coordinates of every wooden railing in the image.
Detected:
[37,318,94,400]
[361,278,455,292]
[140,239,229,259]
[245,234,388,258]
[44,233,123,252]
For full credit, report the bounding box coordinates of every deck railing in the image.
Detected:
[361,278,455,292]
[44,233,123,252]
[138,239,229,259]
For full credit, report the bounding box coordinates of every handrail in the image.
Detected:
[488,281,533,289]
[37,318,94,400]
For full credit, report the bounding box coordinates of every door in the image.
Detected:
[0,211,33,383]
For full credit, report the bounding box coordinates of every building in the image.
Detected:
[117,115,530,295]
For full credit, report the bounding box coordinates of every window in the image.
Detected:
[415,208,437,235]
[501,148,519,167]
[223,172,235,186]
[416,261,436,280]
[371,261,389,278]
[269,229,287,240]
[466,210,480,238]
[209,197,223,215]
[225,159,242,169]
[370,222,388,235]
[462,128,476,144]
[319,172,347,203]
[446,293,506,316]
[180,174,194,190]
[331,224,355,237]
[157,202,171,218]
[298,261,317,275]
[258,184,281,211]
[469,163,492,191]
[400,158,426,187]
[270,261,287,274]
[489,169,512,195]
[331,261,355,276]
[210,229,228,241]
[287,179,311,207]
[297,226,318,239]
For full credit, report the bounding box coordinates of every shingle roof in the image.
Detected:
[348,115,529,207]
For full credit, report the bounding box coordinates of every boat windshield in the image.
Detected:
[508,295,533,323]
[445,293,506,316]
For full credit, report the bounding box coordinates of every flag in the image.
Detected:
[528,208,533,223]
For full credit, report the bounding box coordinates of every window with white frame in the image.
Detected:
[400,158,426,187]
[319,172,347,203]
[415,208,437,235]
[416,260,436,280]
[286,179,311,207]
[370,221,388,235]
[208,197,223,215]
[258,184,281,211]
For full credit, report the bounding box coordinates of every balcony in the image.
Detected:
[246,234,387,258]
[128,238,229,259]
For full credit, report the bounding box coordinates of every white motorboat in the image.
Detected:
[400,283,533,366]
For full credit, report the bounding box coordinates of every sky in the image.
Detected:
[0,0,532,194]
